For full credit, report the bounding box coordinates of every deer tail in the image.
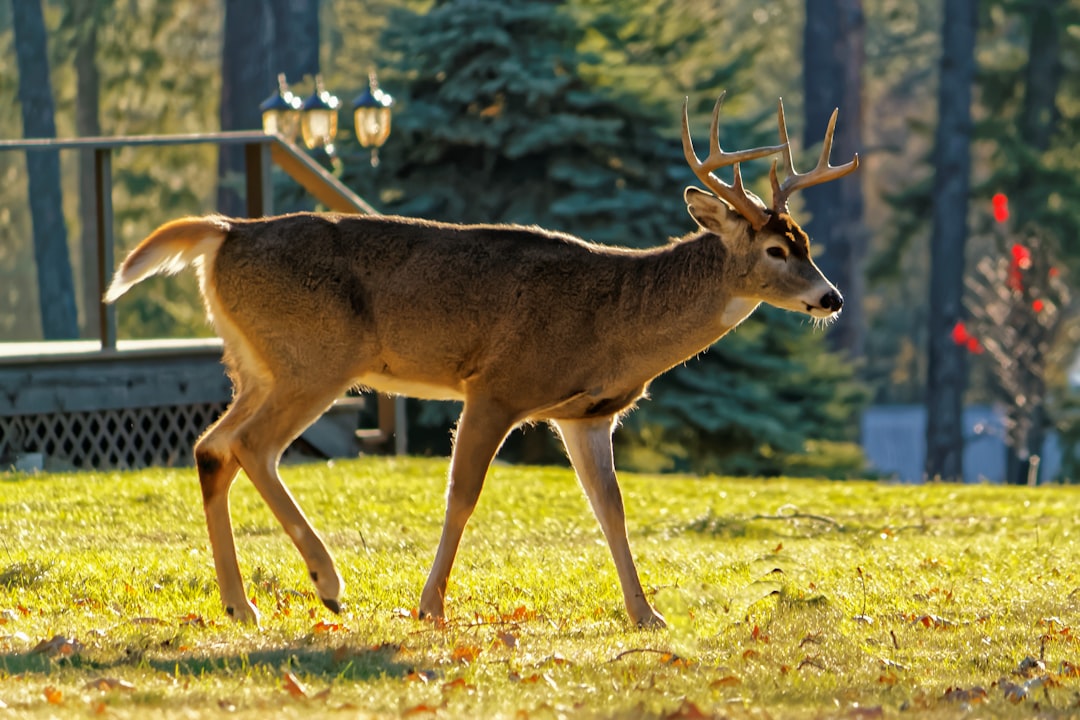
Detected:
[104,215,232,303]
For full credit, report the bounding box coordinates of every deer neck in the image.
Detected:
[623,231,759,368]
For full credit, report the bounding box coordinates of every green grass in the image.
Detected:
[1,457,1080,718]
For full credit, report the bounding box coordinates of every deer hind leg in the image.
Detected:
[229,380,351,614]
[553,418,667,628]
[194,384,268,624]
[419,397,515,620]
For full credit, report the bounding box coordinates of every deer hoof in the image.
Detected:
[634,610,667,630]
[225,602,261,626]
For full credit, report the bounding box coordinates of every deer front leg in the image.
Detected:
[420,398,515,620]
[553,418,667,628]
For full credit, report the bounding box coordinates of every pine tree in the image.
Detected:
[341,0,867,474]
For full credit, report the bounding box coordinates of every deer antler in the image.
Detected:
[681,93,786,231]
[769,98,860,214]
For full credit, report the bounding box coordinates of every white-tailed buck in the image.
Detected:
[105,94,858,628]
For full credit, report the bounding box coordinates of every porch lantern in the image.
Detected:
[352,71,394,166]
[259,73,302,142]
[299,74,340,152]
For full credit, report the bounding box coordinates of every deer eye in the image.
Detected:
[766,246,787,260]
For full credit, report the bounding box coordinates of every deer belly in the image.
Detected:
[354,372,465,401]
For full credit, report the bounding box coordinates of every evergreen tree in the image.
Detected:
[348,0,866,474]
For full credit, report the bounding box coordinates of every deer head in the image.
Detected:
[680,93,859,319]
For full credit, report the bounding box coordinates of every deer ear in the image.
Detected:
[684,186,747,237]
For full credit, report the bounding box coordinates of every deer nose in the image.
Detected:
[820,290,844,312]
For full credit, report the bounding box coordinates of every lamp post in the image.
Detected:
[352,71,395,167]
[299,74,341,154]
[260,72,394,167]
[258,73,302,142]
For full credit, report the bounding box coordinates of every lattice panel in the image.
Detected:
[0,403,226,470]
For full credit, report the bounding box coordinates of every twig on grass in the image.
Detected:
[607,648,685,664]
[748,506,844,530]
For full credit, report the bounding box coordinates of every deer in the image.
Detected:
[104,93,858,628]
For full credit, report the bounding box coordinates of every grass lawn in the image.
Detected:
[1,457,1079,718]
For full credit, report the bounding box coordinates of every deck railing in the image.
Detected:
[0,133,404,461]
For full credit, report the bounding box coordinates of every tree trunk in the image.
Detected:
[924,0,977,482]
[217,0,321,217]
[802,0,866,357]
[12,0,79,340]
[75,1,103,339]
[217,0,274,217]
[271,0,321,82]
[1019,0,1063,155]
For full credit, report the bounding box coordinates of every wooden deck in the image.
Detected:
[0,340,395,470]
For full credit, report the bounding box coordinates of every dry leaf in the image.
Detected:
[999,680,1028,703]
[442,677,475,693]
[662,699,711,719]
[393,607,419,620]
[282,671,308,699]
[451,644,481,664]
[710,675,741,688]
[496,631,518,649]
[405,670,438,683]
[31,635,83,658]
[43,686,63,705]
[1015,656,1045,677]
[941,685,987,703]
[313,620,345,634]
[403,702,441,716]
[84,677,135,692]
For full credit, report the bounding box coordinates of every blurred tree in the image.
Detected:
[218,0,322,217]
[11,0,77,339]
[62,0,109,337]
[351,0,865,474]
[802,0,867,357]
[218,0,273,216]
[924,0,976,482]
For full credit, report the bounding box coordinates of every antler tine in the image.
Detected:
[770,98,860,214]
[681,95,785,230]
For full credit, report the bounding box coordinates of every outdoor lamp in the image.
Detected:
[259,74,301,142]
[352,71,394,166]
[299,74,340,152]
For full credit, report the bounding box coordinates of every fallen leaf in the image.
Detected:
[941,685,987,704]
[999,679,1027,703]
[282,671,308,699]
[663,699,710,719]
[442,677,475,692]
[313,620,345,634]
[403,702,441,716]
[405,670,438,683]
[1059,661,1080,677]
[31,635,83,658]
[43,686,63,705]
[451,644,481,664]
[84,677,136,692]
[710,675,741,688]
[1015,656,1045,677]
[393,607,419,620]
[496,631,518,649]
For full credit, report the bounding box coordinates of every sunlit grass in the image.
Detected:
[1,457,1080,717]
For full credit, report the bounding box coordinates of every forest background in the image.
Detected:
[1,0,1078,481]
